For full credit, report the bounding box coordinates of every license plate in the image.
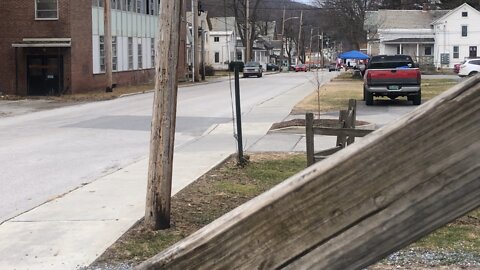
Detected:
[388,85,400,90]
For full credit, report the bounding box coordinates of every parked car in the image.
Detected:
[243,62,263,78]
[295,64,309,72]
[458,58,480,77]
[453,63,461,74]
[289,65,296,71]
[328,63,340,72]
[266,63,280,71]
[364,54,421,105]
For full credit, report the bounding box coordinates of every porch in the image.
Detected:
[383,38,434,66]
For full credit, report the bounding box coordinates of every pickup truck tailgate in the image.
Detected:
[367,69,420,85]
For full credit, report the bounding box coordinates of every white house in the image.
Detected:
[432,3,480,68]
[208,17,237,70]
[364,9,447,67]
[365,3,480,69]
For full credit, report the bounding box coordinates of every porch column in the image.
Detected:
[416,43,420,62]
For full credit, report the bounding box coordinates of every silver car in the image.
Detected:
[243,62,263,78]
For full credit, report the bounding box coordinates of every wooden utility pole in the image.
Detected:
[145,0,183,230]
[104,0,113,92]
[297,10,303,65]
[193,0,200,81]
[245,0,250,62]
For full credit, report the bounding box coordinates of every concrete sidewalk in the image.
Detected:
[0,72,334,269]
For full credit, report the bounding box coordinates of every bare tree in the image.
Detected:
[231,0,264,62]
[312,0,379,50]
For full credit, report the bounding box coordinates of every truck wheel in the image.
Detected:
[365,91,373,106]
[413,92,421,105]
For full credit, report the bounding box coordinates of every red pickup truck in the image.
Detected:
[363,55,421,105]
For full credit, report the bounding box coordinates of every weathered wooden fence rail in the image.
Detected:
[306,99,374,165]
[136,76,480,270]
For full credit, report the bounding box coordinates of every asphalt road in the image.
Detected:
[0,71,335,224]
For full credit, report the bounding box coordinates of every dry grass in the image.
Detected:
[293,75,458,114]
[292,79,363,114]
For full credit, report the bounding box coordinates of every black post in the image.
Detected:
[234,65,246,165]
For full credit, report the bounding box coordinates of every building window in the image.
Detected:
[453,46,459,59]
[237,51,242,61]
[151,38,155,67]
[99,36,105,72]
[214,52,220,63]
[112,36,118,71]
[35,0,58,19]
[148,0,155,15]
[396,45,403,55]
[214,37,220,42]
[136,0,144,13]
[128,37,134,70]
[470,46,477,58]
[462,12,468,17]
[462,25,468,37]
[138,42,143,69]
[126,0,134,11]
[424,47,432,56]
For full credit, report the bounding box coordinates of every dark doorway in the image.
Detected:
[469,46,477,58]
[27,55,63,95]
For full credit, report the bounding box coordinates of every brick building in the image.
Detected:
[0,0,187,96]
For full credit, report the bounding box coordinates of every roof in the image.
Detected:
[384,37,435,44]
[210,17,236,32]
[432,3,480,24]
[270,40,283,49]
[366,10,448,30]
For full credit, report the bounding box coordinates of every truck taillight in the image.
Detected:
[367,72,372,84]
[417,71,421,84]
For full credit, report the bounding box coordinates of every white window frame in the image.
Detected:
[35,0,59,20]
[453,46,459,59]
[214,52,220,63]
[214,36,220,42]
[461,25,468,37]
[100,36,105,72]
[128,37,134,70]
[112,36,118,71]
[138,41,143,69]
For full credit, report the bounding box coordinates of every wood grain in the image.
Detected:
[136,76,480,270]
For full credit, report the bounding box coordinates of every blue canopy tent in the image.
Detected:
[338,50,369,60]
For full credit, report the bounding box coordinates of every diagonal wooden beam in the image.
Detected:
[136,75,480,270]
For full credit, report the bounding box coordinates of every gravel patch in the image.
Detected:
[370,248,480,269]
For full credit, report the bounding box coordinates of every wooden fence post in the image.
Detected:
[347,99,356,145]
[336,110,347,147]
[306,113,314,166]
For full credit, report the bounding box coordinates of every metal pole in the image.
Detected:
[281,6,285,68]
[201,27,205,81]
[309,28,313,67]
[191,0,195,82]
[234,65,246,166]
[193,0,200,81]
[245,0,250,62]
[321,31,324,68]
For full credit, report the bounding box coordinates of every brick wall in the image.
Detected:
[0,0,71,95]
[0,0,184,96]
